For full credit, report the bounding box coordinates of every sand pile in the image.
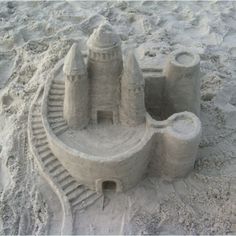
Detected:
[0,1,236,234]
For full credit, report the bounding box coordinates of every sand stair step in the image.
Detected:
[31,114,42,122]
[66,185,87,201]
[41,153,54,164]
[32,113,41,118]
[70,189,102,210]
[37,145,50,154]
[32,118,43,124]
[44,157,59,168]
[35,140,48,148]
[48,111,63,118]
[32,122,44,130]
[51,121,67,129]
[51,166,67,177]
[45,157,60,171]
[60,176,76,190]
[53,124,68,135]
[48,101,64,107]
[64,181,81,196]
[48,117,65,124]
[54,171,71,184]
[51,80,65,90]
[52,80,64,85]
[42,155,57,167]
[32,127,45,135]
[51,84,65,91]
[36,133,47,140]
[34,103,41,107]
[39,150,53,161]
[50,89,65,96]
[48,106,63,112]
[75,193,102,211]
[49,95,64,101]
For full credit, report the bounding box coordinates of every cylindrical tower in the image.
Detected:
[87,22,123,125]
[151,112,201,178]
[163,49,200,118]
[63,43,89,129]
[120,52,146,126]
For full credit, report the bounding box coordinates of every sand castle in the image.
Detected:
[28,22,201,205]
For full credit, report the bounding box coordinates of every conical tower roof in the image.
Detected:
[87,22,121,51]
[123,51,144,85]
[63,43,86,76]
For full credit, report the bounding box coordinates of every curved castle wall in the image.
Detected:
[41,43,202,193]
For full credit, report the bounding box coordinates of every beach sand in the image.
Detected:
[0,1,236,234]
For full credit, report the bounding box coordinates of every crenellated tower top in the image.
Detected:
[87,22,122,62]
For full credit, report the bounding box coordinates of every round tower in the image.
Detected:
[63,43,89,129]
[87,22,123,125]
[120,52,146,126]
[163,49,200,118]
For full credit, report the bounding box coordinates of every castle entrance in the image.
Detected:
[97,110,113,124]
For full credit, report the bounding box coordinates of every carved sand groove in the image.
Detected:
[28,85,102,234]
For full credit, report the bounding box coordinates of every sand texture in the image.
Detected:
[0,1,236,234]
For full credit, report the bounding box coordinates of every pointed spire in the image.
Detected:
[63,43,86,76]
[123,51,144,85]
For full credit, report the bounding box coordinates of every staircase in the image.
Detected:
[47,80,68,135]
[29,85,102,214]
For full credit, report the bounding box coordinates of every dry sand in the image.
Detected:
[0,1,236,234]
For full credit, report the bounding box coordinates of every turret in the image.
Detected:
[120,52,146,126]
[87,22,123,125]
[63,43,89,129]
[163,49,200,118]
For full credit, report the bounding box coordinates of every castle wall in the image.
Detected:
[63,74,89,128]
[46,126,153,192]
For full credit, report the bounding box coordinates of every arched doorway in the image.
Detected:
[102,180,117,191]
[96,178,123,193]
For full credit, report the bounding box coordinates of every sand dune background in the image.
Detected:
[0,1,236,234]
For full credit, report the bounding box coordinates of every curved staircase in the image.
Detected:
[28,81,102,234]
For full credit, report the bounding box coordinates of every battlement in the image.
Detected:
[88,48,121,62]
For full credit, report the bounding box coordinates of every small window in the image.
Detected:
[97,110,113,124]
[102,181,116,192]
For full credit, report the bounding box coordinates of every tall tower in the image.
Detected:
[87,22,123,125]
[63,43,89,129]
[120,52,146,126]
